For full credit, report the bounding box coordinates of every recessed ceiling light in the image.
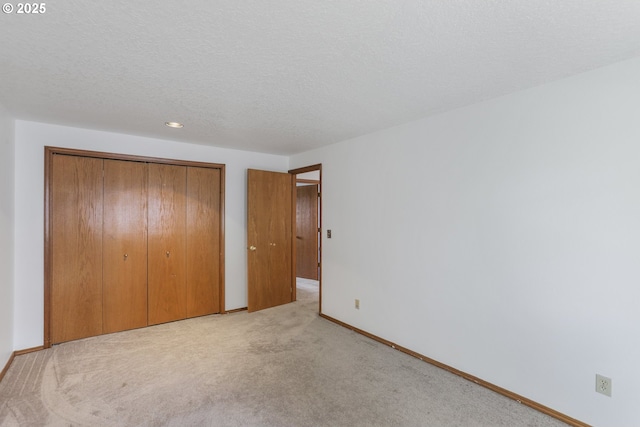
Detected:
[165,121,184,129]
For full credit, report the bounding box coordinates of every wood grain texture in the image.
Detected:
[103,160,148,333]
[247,169,292,312]
[51,155,103,343]
[296,184,318,280]
[186,167,221,317]
[148,163,187,325]
[218,166,226,313]
[44,148,53,348]
[45,147,227,344]
[43,146,225,169]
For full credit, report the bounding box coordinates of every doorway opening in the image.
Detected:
[289,164,322,313]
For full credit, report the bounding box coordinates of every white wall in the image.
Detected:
[13,121,288,349]
[290,56,640,427]
[0,105,15,369]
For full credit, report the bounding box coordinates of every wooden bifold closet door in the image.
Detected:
[147,163,187,325]
[103,159,148,334]
[147,164,222,324]
[51,155,104,343]
[186,167,221,318]
[48,150,223,345]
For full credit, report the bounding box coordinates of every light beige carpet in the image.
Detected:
[0,286,568,426]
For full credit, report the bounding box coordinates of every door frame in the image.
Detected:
[44,146,226,348]
[289,164,322,313]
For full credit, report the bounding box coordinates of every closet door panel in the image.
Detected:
[103,160,148,333]
[186,167,221,317]
[148,163,187,325]
[51,155,103,343]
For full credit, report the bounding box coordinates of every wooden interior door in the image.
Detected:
[186,166,221,317]
[296,184,319,280]
[148,163,187,325]
[103,159,148,333]
[51,155,103,343]
[247,169,293,312]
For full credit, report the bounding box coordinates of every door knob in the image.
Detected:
[249,246,257,251]
[166,251,170,257]
[124,254,128,260]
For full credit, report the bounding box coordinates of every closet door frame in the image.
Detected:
[44,146,226,349]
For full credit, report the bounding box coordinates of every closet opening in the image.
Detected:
[44,147,225,347]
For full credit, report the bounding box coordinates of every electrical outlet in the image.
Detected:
[355,299,360,309]
[596,374,612,397]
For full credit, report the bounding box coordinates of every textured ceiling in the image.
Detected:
[2,1,640,155]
